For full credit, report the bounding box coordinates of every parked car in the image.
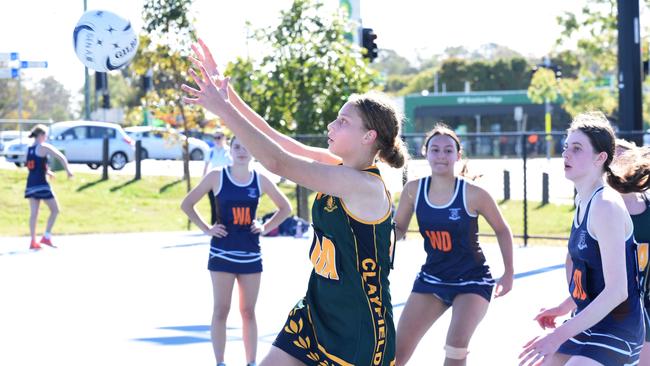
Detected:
[49,121,136,170]
[0,130,22,156]
[644,129,650,147]
[4,136,34,166]
[125,126,210,161]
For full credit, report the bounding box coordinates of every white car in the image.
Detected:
[4,136,34,166]
[125,126,210,161]
[49,121,136,170]
[0,130,22,156]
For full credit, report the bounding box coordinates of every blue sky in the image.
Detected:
[1,0,590,94]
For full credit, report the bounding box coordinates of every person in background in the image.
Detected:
[24,124,73,250]
[203,128,233,176]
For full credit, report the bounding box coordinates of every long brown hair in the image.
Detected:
[349,92,408,168]
[612,138,650,193]
[569,112,650,193]
[421,123,480,180]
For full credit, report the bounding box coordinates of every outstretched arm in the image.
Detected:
[40,143,73,178]
[191,39,341,165]
[182,63,380,202]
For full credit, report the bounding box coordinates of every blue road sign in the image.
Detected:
[20,61,48,68]
[0,68,19,79]
[0,52,19,62]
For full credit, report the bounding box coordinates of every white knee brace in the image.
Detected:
[444,345,469,360]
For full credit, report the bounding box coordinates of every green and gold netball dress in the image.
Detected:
[273,166,396,366]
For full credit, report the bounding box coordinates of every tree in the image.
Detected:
[31,77,72,121]
[554,0,650,122]
[134,0,204,192]
[372,49,418,76]
[225,0,378,136]
[528,68,559,105]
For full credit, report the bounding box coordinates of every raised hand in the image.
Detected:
[191,38,223,84]
[182,59,232,118]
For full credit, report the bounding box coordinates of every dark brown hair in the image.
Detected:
[28,124,48,138]
[421,123,479,180]
[569,112,650,193]
[349,92,408,168]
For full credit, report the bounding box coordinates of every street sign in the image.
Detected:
[0,68,19,79]
[20,61,48,68]
[0,52,19,61]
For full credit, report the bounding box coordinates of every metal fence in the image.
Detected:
[296,130,650,246]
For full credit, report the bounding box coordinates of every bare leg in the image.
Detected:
[42,196,60,235]
[259,345,306,366]
[539,352,571,366]
[564,355,603,365]
[28,198,40,243]
[443,293,489,366]
[210,271,236,364]
[395,293,449,366]
[237,272,261,364]
[639,342,650,366]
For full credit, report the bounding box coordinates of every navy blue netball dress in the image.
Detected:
[557,187,644,364]
[207,168,262,274]
[24,144,53,200]
[411,177,494,305]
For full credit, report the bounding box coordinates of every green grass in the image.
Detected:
[1,169,573,243]
[0,169,305,236]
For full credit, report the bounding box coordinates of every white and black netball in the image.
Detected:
[73,10,138,72]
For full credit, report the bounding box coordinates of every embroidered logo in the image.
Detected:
[449,208,461,221]
[577,230,587,250]
[247,188,258,198]
[324,196,338,213]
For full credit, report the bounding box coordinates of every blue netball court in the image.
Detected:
[0,231,569,365]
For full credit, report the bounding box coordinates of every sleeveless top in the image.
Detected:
[568,187,643,337]
[209,168,261,253]
[415,177,492,284]
[304,165,395,365]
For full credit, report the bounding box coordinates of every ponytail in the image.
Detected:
[609,145,650,193]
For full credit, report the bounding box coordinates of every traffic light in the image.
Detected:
[361,27,378,62]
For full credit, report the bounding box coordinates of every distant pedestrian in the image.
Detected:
[203,128,233,176]
[24,124,73,250]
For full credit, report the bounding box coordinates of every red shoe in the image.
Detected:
[30,240,42,250]
[40,237,57,248]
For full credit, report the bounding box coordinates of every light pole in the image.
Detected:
[83,0,91,120]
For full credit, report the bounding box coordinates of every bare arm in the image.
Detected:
[180,170,220,234]
[192,39,340,165]
[471,184,514,276]
[471,184,514,296]
[552,193,630,342]
[39,143,73,177]
[258,174,292,235]
[182,67,383,204]
[393,180,418,240]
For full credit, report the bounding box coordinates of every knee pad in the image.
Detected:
[444,345,468,360]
